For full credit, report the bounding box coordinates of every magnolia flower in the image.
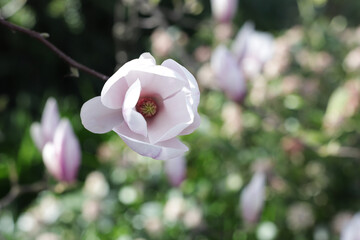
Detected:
[30,98,81,182]
[165,156,186,187]
[341,213,360,240]
[210,0,238,23]
[240,171,266,224]
[81,53,200,160]
[232,22,274,78]
[42,119,81,182]
[211,22,273,102]
[30,98,60,151]
[211,45,246,102]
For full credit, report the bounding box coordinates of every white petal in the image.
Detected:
[161,59,200,96]
[240,172,266,224]
[139,52,156,64]
[124,65,186,99]
[30,122,44,151]
[232,21,255,59]
[165,156,186,187]
[148,90,193,144]
[180,113,201,135]
[101,58,155,109]
[53,119,81,182]
[42,142,61,181]
[341,213,360,240]
[122,79,147,137]
[80,96,123,134]
[114,123,188,160]
[161,60,201,135]
[41,97,60,143]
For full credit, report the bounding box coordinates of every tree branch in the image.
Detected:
[0,181,48,210]
[0,18,109,81]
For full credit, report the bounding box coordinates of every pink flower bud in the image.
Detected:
[210,0,238,23]
[30,97,60,151]
[240,172,266,224]
[81,53,200,160]
[42,119,81,182]
[211,45,246,102]
[165,156,186,187]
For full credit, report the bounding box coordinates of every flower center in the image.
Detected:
[136,97,158,118]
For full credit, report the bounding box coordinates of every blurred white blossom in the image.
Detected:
[84,171,109,199]
[341,212,360,240]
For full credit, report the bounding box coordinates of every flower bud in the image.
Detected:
[30,98,60,151]
[240,172,266,224]
[42,119,81,182]
[211,45,246,102]
[210,0,238,23]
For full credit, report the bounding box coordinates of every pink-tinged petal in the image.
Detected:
[180,113,201,135]
[148,91,193,144]
[42,142,62,181]
[122,79,147,137]
[41,97,60,143]
[139,52,156,64]
[165,156,186,187]
[211,0,238,23]
[53,119,81,182]
[161,59,200,96]
[101,58,155,109]
[124,65,186,99]
[211,45,246,102]
[240,172,266,225]
[341,213,360,240]
[161,60,201,135]
[232,22,255,59]
[80,96,123,134]
[114,123,188,160]
[30,122,44,151]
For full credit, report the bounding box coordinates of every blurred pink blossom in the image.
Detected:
[211,45,246,102]
[210,0,238,23]
[341,212,360,240]
[232,22,274,78]
[211,22,273,102]
[165,156,186,187]
[240,171,266,225]
[81,53,200,160]
[151,28,174,58]
[30,97,60,151]
[31,98,81,182]
[42,119,81,182]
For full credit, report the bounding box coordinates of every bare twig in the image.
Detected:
[0,181,47,210]
[0,18,109,81]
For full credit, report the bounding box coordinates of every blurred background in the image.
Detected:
[1,0,360,239]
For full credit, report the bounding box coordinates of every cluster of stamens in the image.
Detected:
[136,97,158,118]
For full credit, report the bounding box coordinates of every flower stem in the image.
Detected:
[0,18,109,81]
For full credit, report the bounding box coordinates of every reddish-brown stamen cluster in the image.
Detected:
[136,97,158,118]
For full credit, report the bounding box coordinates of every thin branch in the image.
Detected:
[0,18,109,81]
[0,181,47,210]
